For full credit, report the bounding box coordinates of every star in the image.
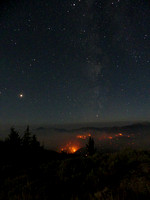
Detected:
[19,93,24,98]
[96,114,99,118]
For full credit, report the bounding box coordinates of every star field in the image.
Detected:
[0,0,150,126]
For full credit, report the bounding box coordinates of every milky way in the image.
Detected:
[0,0,150,126]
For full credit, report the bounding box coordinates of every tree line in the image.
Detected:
[1,125,96,157]
[3,126,42,153]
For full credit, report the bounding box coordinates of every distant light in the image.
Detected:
[19,93,24,98]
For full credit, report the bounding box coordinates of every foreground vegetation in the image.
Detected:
[0,127,150,199]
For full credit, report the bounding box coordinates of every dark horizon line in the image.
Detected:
[1,120,150,129]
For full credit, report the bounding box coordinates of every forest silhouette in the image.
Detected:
[0,126,150,199]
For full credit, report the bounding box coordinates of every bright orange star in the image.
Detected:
[19,93,24,98]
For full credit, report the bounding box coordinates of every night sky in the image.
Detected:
[0,0,150,126]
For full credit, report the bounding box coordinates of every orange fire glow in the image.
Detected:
[115,133,123,137]
[77,135,87,139]
[99,132,132,141]
[69,146,77,153]
[60,143,80,154]
[77,133,91,140]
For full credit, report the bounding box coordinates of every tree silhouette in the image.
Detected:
[22,125,32,149]
[31,134,40,150]
[86,136,95,156]
[6,127,21,150]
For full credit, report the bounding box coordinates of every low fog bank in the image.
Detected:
[38,123,150,151]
